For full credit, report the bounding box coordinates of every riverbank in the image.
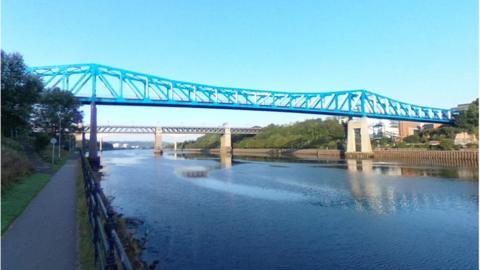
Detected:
[179,148,478,167]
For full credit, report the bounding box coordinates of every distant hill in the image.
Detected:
[180,118,346,150]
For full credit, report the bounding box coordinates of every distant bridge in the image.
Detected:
[83,125,261,134]
[78,125,259,155]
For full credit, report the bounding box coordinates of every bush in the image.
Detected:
[438,139,455,150]
[404,134,421,143]
[1,143,32,189]
[466,143,478,149]
[33,133,50,151]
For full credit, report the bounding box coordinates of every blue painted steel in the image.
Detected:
[29,63,452,123]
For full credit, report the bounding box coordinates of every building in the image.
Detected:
[398,121,421,139]
[422,123,442,130]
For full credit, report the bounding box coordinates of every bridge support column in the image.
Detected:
[346,117,372,154]
[88,102,100,168]
[99,136,103,152]
[173,140,177,152]
[154,127,163,155]
[220,125,232,153]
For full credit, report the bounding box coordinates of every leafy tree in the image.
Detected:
[454,99,479,136]
[404,134,421,143]
[31,88,83,141]
[1,51,43,136]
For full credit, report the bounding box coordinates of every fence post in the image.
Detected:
[90,181,101,265]
[105,205,117,270]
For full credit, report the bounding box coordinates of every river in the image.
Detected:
[99,149,478,270]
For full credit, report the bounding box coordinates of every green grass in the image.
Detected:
[1,173,50,234]
[76,161,96,270]
[40,148,71,172]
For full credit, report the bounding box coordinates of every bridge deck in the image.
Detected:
[29,64,452,124]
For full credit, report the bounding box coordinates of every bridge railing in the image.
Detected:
[80,150,134,270]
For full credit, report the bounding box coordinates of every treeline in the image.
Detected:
[1,51,82,187]
[181,118,346,149]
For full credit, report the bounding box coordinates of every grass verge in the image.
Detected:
[76,160,96,270]
[1,149,72,235]
[1,173,50,234]
[40,148,71,172]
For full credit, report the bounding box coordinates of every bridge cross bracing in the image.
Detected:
[29,63,452,124]
[83,125,261,134]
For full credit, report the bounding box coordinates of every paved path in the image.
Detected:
[2,155,78,270]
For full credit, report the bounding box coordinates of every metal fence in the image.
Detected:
[80,151,134,270]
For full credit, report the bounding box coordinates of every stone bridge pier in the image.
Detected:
[346,117,372,154]
[220,125,232,153]
[154,127,163,154]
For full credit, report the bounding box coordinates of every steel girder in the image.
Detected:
[83,125,261,134]
[29,63,452,123]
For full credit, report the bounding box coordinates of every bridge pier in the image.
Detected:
[346,117,372,154]
[154,127,163,154]
[88,102,100,168]
[220,125,232,153]
[173,140,177,152]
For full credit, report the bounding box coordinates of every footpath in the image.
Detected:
[1,154,78,270]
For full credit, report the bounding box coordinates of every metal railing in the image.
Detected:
[80,150,134,270]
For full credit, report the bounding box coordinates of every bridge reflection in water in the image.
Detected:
[98,149,477,269]
[174,152,477,215]
[342,158,476,214]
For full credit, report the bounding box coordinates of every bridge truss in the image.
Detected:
[83,125,261,134]
[29,63,452,123]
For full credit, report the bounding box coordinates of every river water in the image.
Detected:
[99,149,478,270]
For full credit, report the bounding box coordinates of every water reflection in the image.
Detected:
[219,152,232,168]
[99,150,478,270]
[231,154,478,181]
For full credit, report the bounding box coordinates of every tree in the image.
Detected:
[454,99,479,136]
[1,51,43,136]
[31,88,83,140]
[404,134,421,143]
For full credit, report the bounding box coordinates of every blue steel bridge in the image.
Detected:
[29,63,453,162]
[29,63,452,124]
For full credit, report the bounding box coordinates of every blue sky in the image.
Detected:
[2,0,478,141]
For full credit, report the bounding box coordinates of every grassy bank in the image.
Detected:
[1,173,50,234]
[76,160,95,270]
[1,147,72,235]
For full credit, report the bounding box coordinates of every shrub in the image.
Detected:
[439,139,455,150]
[404,134,421,143]
[33,133,50,151]
[1,143,32,189]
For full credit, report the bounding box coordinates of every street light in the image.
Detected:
[57,112,62,159]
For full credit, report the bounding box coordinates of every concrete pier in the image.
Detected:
[154,127,163,154]
[346,117,372,154]
[88,102,100,167]
[220,125,232,153]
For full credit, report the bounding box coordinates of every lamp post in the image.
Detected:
[57,112,62,159]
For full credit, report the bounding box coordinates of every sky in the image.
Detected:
[2,0,478,141]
